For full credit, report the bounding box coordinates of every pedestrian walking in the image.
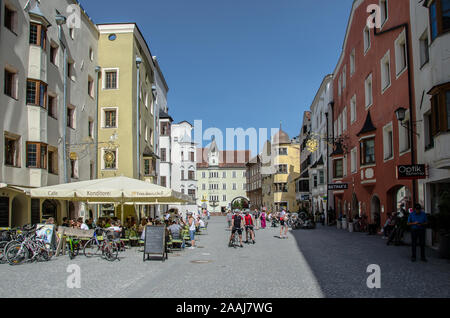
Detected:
[261,210,266,229]
[188,213,199,249]
[408,203,428,262]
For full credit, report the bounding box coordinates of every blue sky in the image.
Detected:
[79,0,354,151]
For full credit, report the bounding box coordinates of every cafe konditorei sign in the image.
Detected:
[397,164,427,180]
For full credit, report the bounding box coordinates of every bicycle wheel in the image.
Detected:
[103,242,118,261]
[6,243,29,265]
[83,239,100,258]
[0,241,8,264]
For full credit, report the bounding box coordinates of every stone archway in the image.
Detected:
[42,200,59,223]
[370,195,381,227]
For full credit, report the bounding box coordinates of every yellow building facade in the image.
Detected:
[261,129,300,213]
[97,24,158,220]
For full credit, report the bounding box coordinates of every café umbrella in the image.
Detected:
[30,176,193,222]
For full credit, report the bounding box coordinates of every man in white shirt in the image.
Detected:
[279,209,288,239]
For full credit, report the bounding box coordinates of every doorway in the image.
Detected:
[370,195,381,227]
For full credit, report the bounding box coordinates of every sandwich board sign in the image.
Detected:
[143,225,167,262]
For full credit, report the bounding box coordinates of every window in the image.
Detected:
[232,171,237,178]
[395,32,408,76]
[26,142,47,169]
[338,75,342,97]
[209,183,218,190]
[190,152,195,162]
[364,26,371,53]
[48,94,57,118]
[274,183,288,193]
[181,170,185,180]
[338,113,342,136]
[88,76,94,98]
[88,119,94,138]
[103,149,117,170]
[381,51,391,91]
[223,195,227,202]
[380,0,388,26]
[160,122,170,136]
[50,44,58,65]
[277,164,288,174]
[383,123,394,160]
[202,184,206,190]
[429,83,450,134]
[398,110,411,153]
[90,162,94,180]
[149,128,153,146]
[5,6,17,33]
[419,31,430,67]
[278,148,288,155]
[334,159,344,179]
[342,107,347,132]
[202,172,206,178]
[188,189,195,199]
[365,74,373,108]
[104,109,117,128]
[29,23,46,49]
[48,148,58,174]
[4,134,20,167]
[319,170,325,184]
[429,0,450,41]
[67,60,75,81]
[26,79,47,107]
[223,183,227,190]
[342,66,346,89]
[104,70,118,89]
[70,159,78,179]
[233,183,237,190]
[89,47,94,61]
[424,112,434,150]
[67,106,75,128]
[4,68,17,99]
[351,147,357,173]
[188,171,195,180]
[223,171,226,178]
[161,148,167,162]
[350,48,356,75]
[350,95,357,123]
[360,138,376,165]
[144,124,148,141]
[161,176,167,188]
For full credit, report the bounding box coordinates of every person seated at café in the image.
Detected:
[138,218,147,236]
[168,220,184,248]
[80,218,90,231]
[62,217,70,227]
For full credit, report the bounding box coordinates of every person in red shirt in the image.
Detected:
[244,210,256,244]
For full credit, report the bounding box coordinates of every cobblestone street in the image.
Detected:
[0,217,449,298]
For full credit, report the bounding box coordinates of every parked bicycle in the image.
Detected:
[5,226,52,265]
[83,227,119,261]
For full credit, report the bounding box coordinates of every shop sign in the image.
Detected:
[397,165,426,180]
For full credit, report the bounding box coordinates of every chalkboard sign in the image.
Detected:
[143,225,167,262]
[0,197,9,227]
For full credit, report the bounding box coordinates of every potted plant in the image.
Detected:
[348,218,354,232]
[342,216,347,230]
[435,191,450,259]
[337,215,342,229]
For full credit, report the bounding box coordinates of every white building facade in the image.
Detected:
[169,121,197,216]
[410,0,450,246]
[1,0,99,226]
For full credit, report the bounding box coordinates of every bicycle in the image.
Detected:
[5,227,52,265]
[66,236,82,260]
[83,228,119,261]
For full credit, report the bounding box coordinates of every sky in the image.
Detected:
[78,0,354,152]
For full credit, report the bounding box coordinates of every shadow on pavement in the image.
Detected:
[290,224,450,298]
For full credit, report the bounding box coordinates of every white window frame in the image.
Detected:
[102,68,119,90]
[350,94,357,124]
[395,30,408,78]
[380,50,391,93]
[380,0,389,28]
[419,30,429,68]
[350,48,356,76]
[398,109,411,154]
[342,106,347,132]
[364,26,371,54]
[101,107,118,129]
[383,122,394,161]
[351,147,357,174]
[365,74,373,109]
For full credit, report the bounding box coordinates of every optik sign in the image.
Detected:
[397,165,427,180]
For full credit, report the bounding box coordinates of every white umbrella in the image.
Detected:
[30,176,193,223]
[30,176,192,203]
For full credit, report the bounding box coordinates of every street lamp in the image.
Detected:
[395,107,420,136]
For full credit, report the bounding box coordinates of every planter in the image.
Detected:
[337,220,342,229]
[438,233,450,259]
[342,219,347,230]
[348,222,354,232]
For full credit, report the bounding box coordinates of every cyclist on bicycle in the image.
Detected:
[229,210,244,248]
[244,210,256,244]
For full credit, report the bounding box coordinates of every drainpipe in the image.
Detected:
[136,57,142,179]
[374,22,417,205]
